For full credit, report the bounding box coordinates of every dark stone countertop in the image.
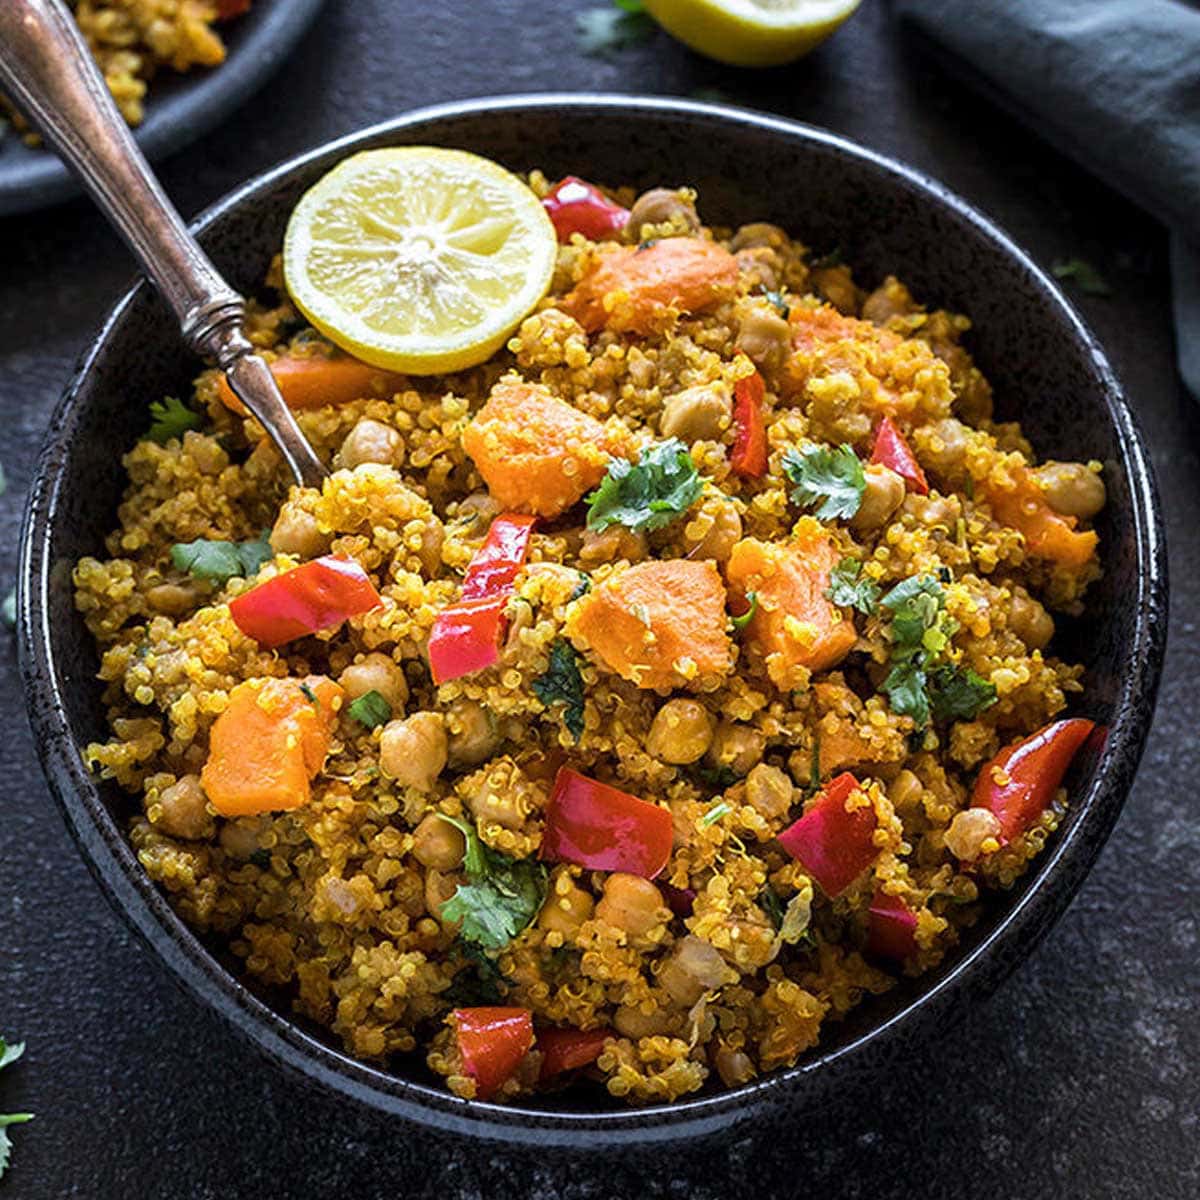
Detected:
[0,2,1195,1196]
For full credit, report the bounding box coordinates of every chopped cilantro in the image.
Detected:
[577,0,655,56]
[825,557,880,615]
[699,800,732,828]
[170,532,272,583]
[782,444,866,521]
[692,763,738,791]
[762,288,790,318]
[298,682,318,705]
[568,573,592,601]
[146,396,202,444]
[730,591,758,631]
[437,815,548,951]
[348,689,391,729]
[1052,257,1111,297]
[760,886,786,930]
[532,639,586,741]
[0,1037,32,1182]
[586,438,703,534]
[927,664,997,723]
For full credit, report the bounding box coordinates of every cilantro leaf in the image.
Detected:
[692,763,738,791]
[586,439,703,534]
[730,591,758,631]
[0,1037,32,1182]
[577,2,655,56]
[882,658,931,727]
[760,887,786,930]
[825,557,880,615]
[146,396,202,444]
[782,444,866,521]
[437,815,548,951]
[927,664,997,723]
[170,532,273,583]
[1052,258,1111,297]
[348,689,392,729]
[532,639,586,741]
[880,575,945,648]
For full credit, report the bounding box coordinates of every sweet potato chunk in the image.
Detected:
[216,354,402,414]
[563,237,739,335]
[566,560,732,691]
[984,467,1098,567]
[725,523,857,689]
[462,379,624,518]
[201,675,343,816]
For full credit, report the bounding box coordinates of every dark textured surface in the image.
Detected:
[0,0,1196,1195]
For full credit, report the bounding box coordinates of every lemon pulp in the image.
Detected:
[282,147,557,375]
[643,0,861,68]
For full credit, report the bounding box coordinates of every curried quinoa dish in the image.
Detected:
[75,157,1105,1106]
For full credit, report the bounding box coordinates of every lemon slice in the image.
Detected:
[282,147,557,375]
[643,0,861,67]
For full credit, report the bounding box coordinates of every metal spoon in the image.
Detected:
[0,0,328,488]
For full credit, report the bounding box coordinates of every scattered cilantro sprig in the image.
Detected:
[825,557,880,615]
[879,574,996,728]
[0,1037,32,1182]
[782,444,866,521]
[348,689,391,729]
[170,532,272,583]
[1052,257,1111,297]
[146,396,202,444]
[532,639,586,741]
[438,815,548,951]
[585,438,703,534]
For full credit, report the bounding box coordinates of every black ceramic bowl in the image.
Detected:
[19,96,1167,1147]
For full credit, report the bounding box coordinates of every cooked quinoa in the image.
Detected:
[2,1,244,140]
[75,173,1105,1106]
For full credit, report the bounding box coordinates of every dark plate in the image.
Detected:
[17,96,1168,1147]
[0,0,324,217]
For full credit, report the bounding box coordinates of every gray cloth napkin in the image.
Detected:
[893,0,1200,400]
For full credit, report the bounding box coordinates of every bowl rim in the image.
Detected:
[18,93,1168,1146]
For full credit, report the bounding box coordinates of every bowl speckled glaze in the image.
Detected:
[18,96,1167,1147]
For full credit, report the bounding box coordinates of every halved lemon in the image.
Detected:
[643,0,861,68]
[282,147,557,375]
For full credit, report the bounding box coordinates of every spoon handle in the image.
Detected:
[0,0,327,488]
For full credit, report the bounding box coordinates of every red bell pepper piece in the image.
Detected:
[870,416,928,495]
[778,772,876,897]
[428,513,535,685]
[972,717,1095,844]
[229,556,381,648]
[540,767,674,878]
[730,364,768,479]
[866,889,918,962]
[454,1007,533,1101]
[542,176,630,243]
[537,1026,610,1081]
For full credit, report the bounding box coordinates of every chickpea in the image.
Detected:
[379,712,447,791]
[1008,587,1055,651]
[456,491,501,529]
[155,774,213,840]
[685,500,742,565]
[579,525,647,565]
[810,265,860,314]
[425,868,459,922]
[730,223,787,253]
[850,463,906,533]
[410,812,466,871]
[745,763,794,821]
[614,1006,672,1039]
[446,699,501,768]
[219,816,266,859]
[944,807,1002,861]
[658,935,728,1006]
[626,187,700,239]
[659,384,729,443]
[735,304,792,373]
[338,418,403,469]
[182,431,228,476]
[1032,461,1106,520]
[713,1045,755,1087]
[922,418,970,479]
[647,698,715,765]
[269,498,330,559]
[145,583,198,616]
[417,518,445,577]
[905,493,959,530]
[888,768,924,813]
[537,873,595,937]
[338,652,409,712]
[734,247,781,292]
[706,720,766,778]
[861,276,917,326]
[595,873,667,937]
